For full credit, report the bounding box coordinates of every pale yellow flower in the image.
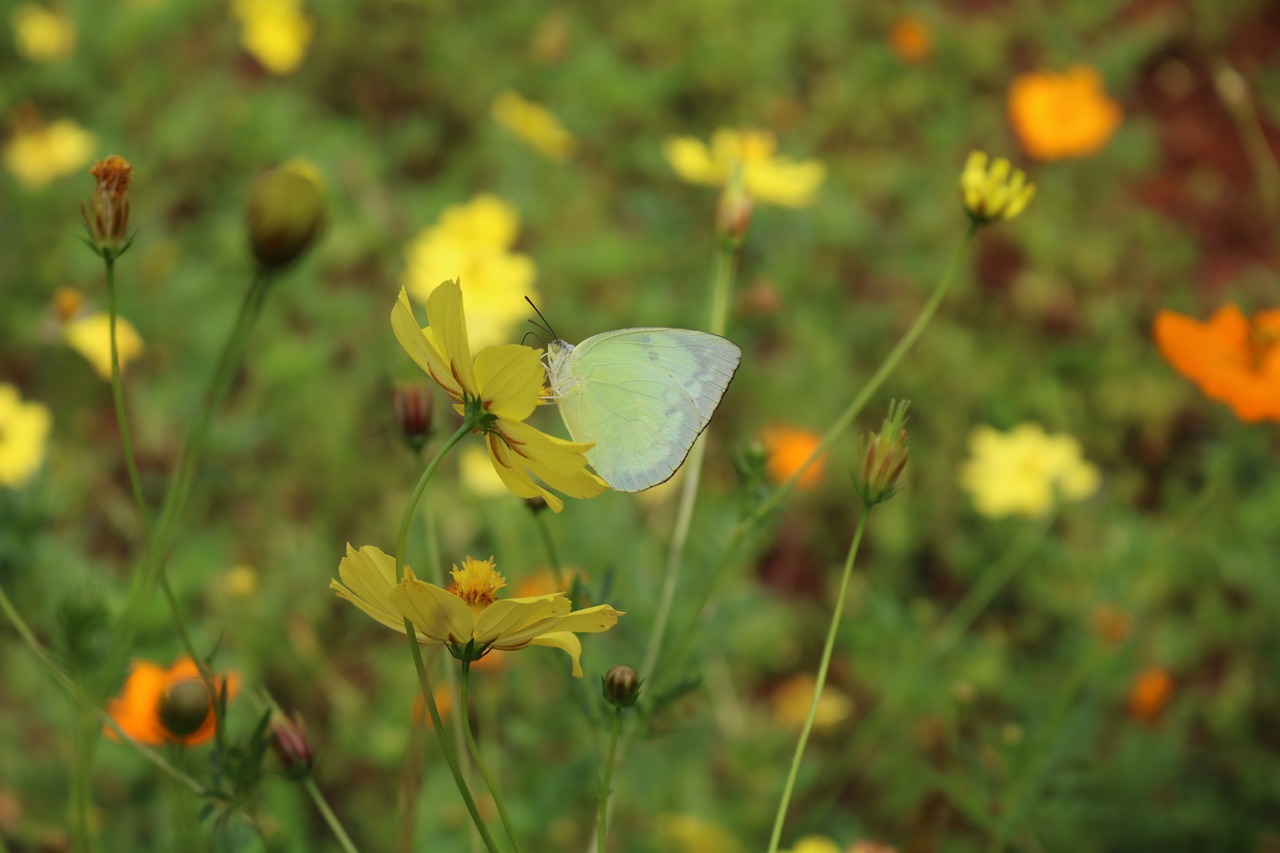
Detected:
[330,545,622,677]
[781,838,843,853]
[959,423,1099,518]
[0,384,52,489]
[960,151,1035,224]
[663,128,826,207]
[3,117,94,189]
[231,0,312,76]
[403,194,537,350]
[222,565,259,599]
[64,312,144,380]
[770,673,853,731]
[11,3,76,61]
[654,814,742,853]
[491,90,576,162]
[459,445,508,497]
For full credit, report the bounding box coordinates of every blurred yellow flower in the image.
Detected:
[762,425,826,490]
[403,194,537,350]
[392,281,606,511]
[781,838,842,853]
[655,814,742,853]
[222,564,260,599]
[459,444,508,497]
[664,128,826,207]
[3,117,94,189]
[491,90,577,162]
[11,3,76,61]
[330,545,622,677]
[64,312,143,380]
[231,0,312,76]
[959,423,1099,518]
[770,673,853,731]
[960,151,1034,224]
[0,384,52,489]
[1008,66,1122,161]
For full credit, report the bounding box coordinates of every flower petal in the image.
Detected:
[330,544,411,634]
[663,136,722,185]
[474,344,543,421]
[473,594,570,645]
[497,420,608,501]
[525,631,585,677]
[388,575,475,645]
[392,287,465,400]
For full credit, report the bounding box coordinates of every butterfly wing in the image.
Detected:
[556,328,742,492]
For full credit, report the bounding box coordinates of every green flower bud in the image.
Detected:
[602,664,641,709]
[245,160,326,269]
[158,679,213,738]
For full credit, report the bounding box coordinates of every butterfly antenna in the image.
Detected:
[525,296,559,341]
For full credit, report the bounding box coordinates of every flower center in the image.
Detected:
[450,557,506,610]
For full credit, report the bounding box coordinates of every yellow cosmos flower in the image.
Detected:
[781,838,843,853]
[12,3,76,62]
[330,545,622,677]
[231,0,312,76]
[403,194,538,350]
[0,384,52,489]
[770,673,853,731]
[392,280,606,511]
[959,423,1099,518]
[960,151,1035,224]
[663,128,826,208]
[491,90,577,162]
[654,814,742,853]
[3,116,94,189]
[64,312,144,380]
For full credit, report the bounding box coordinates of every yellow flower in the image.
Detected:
[654,814,742,853]
[403,194,537,350]
[781,838,843,853]
[231,0,312,76]
[664,128,826,207]
[11,3,76,61]
[0,384,52,489]
[491,90,577,162]
[459,445,508,497]
[1008,66,1122,161]
[64,312,144,380]
[959,423,1099,518]
[3,116,94,189]
[959,151,1035,224]
[392,280,606,511]
[770,673,853,731]
[330,545,622,677]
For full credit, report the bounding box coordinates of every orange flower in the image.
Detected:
[1127,667,1174,721]
[888,16,932,63]
[1154,304,1280,422]
[762,426,826,490]
[1007,66,1122,161]
[105,657,238,746]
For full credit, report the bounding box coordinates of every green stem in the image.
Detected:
[303,777,361,853]
[531,510,565,592]
[596,708,623,853]
[766,509,870,853]
[460,662,523,853]
[105,257,151,535]
[395,421,472,582]
[71,707,95,853]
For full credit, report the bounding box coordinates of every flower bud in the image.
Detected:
[854,400,911,507]
[158,678,213,738]
[81,155,133,259]
[391,381,434,452]
[244,159,326,269]
[960,151,1035,225]
[270,712,313,777]
[602,664,641,709]
[715,165,754,245]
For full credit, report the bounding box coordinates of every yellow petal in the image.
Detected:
[501,420,609,499]
[473,595,571,645]
[745,159,826,207]
[388,576,475,644]
[391,287,466,400]
[64,313,143,380]
[425,279,478,393]
[473,344,543,420]
[663,136,722,185]
[331,544,410,634]
[486,431,560,510]
[526,631,585,677]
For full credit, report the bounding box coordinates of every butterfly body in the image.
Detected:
[545,328,742,492]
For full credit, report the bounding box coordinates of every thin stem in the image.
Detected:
[71,707,95,853]
[394,421,472,582]
[531,510,564,591]
[597,708,623,853]
[766,509,870,853]
[303,777,361,853]
[105,257,152,535]
[460,663,524,853]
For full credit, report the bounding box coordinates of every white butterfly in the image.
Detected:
[544,328,742,492]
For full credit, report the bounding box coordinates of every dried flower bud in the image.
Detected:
[602,664,641,709]
[270,712,313,777]
[244,159,326,269]
[855,400,911,507]
[391,381,434,452]
[81,155,133,259]
[157,678,213,739]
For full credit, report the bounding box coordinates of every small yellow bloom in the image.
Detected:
[12,3,76,61]
[3,116,94,189]
[770,673,853,731]
[781,838,843,853]
[664,128,826,208]
[330,545,622,677]
[1008,66,1122,161]
[222,564,260,599]
[64,312,143,380]
[459,445,508,497]
[0,384,52,489]
[959,423,1099,518]
[960,151,1035,224]
[231,0,312,76]
[491,90,577,162]
[393,281,607,511]
[654,814,742,853]
[403,194,537,350]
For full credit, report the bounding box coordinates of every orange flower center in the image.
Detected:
[450,557,506,609]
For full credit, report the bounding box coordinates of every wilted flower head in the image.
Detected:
[960,151,1035,225]
[81,155,133,259]
[1154,304,1280,422]
[664,128,826,208]
[491,90,576,162]
[105,657,239,746]
[1008,66,1122,161]
[959,422,1099,518]
[0,384,52,490]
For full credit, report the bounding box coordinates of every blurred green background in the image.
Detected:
[3,0,1280,850]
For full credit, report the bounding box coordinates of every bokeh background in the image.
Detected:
[3,0,1280,851]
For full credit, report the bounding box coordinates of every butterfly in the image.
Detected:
[544,328,742,492]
